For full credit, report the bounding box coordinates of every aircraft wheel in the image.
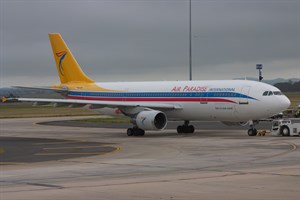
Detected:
[280,126,290,137]
[177,126,183,134]
[188,125,195,133]
[133,128,145,136]
[248,128,257,136]
[127,128,133,136]
[138,129,145,136]
[177,125,195,134]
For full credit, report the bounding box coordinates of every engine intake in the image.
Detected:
[136,111,167,130]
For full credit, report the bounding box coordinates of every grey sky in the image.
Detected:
[0,0,299,87]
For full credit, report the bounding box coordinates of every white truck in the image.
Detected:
[271,119,300,136]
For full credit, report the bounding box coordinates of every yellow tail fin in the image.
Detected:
[49,33,94,84]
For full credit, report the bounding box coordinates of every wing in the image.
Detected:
[13,86,68,95]
[4,97,182,110]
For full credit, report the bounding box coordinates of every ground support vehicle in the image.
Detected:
[271,119,300,136]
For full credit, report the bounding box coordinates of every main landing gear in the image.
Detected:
[177,120,195,134]
[247,120,258,136]
[127,127,145,136]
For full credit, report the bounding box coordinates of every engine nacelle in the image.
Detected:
[136,111,167,130]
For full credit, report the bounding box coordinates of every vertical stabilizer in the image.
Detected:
[49,33,94,84]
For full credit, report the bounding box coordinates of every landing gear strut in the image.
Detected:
[177,120,195,134]
[127,127,145,136]
[247,120,258,136]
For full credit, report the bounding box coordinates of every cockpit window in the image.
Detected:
[263,91,283,96]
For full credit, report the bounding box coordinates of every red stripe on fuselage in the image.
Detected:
[67,96,237,104]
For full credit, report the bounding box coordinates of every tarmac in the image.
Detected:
[0,116,299,200]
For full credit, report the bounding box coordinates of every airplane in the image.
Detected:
[5,33,291,136]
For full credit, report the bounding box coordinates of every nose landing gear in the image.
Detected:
[247,120,258,136]
[248,128,257,136]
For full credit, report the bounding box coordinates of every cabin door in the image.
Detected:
[239,86,251,104]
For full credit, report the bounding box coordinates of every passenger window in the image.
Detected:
[263,91,268,96]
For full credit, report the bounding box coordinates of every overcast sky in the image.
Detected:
[0,0,299,87]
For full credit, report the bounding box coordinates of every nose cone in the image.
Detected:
[281,95,291,110]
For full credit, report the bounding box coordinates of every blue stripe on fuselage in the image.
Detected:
[67,91,257,100]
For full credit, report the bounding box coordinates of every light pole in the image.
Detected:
[256,64,263,82]
[189,0,192,80]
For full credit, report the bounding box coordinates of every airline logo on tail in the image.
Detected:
[56,51,67,76]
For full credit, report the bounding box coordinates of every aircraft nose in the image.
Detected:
[281,95,291,110]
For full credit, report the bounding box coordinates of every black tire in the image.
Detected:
[188,125,195,133]
[138,129,145,136]
[253,128,257,136]
[177,126,183,134]
[183,126,189,133]
[133,128,145,136]
[183,125,189,133]
[248,128,257,136]
[127,128,133,136]
[133,129,139,136]
[280,126,290,137]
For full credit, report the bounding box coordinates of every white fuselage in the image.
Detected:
[67,80,291,122]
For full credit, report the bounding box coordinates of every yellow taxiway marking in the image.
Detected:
[34,140,89,145]
[289,142,297,151]
[35,152,106,156]
[102,146,122,156]
[43,146,105,150]
[36,145,121,156]
[276,141,297,153]
[267,142,297,158]
[253,141,297,161]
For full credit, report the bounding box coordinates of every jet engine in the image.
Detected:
[136,110,167,130]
